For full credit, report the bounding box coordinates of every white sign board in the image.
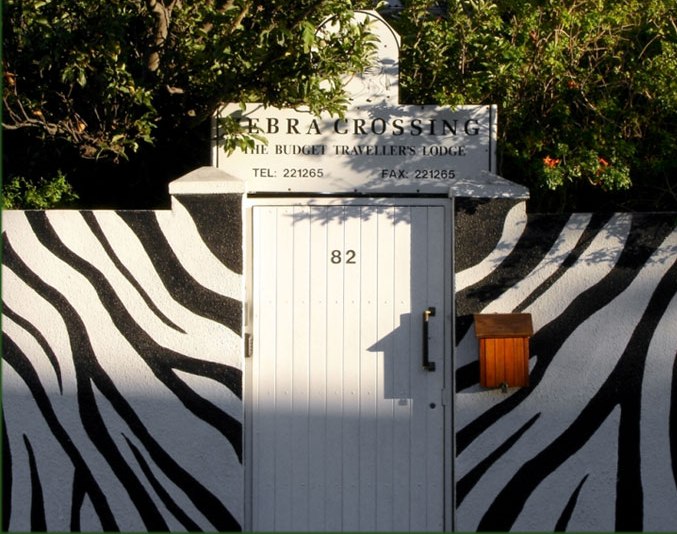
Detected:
[211,10,497,194]
[213,104,496,193]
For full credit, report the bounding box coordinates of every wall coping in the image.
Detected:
[169,166,245,195]
[169,166,529,198]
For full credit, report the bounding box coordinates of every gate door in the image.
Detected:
[250,202,449,531]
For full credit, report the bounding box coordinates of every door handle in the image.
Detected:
[422,307,436,372]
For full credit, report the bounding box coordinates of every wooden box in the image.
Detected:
[474,313,533,389]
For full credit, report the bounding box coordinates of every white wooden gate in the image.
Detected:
[249,200,451,531]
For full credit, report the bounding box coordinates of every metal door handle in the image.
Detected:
[422,307,436,372]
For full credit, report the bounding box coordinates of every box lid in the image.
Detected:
[474,313,533,338]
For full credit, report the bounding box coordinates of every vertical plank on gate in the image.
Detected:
[273,206,294,530]
[342,206,362,530]
[376,206,395,531]
[308,206,329,529]
[252,207,278,531]
[424,206,445,531]
[358,206,378,531]
[291,206,311,530]
[409,206,428,531]
[392,207,412,530]
[325,205,345,531]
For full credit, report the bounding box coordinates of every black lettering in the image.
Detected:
[371,118,387,135]
[267,117,279,134]
[442,119,457,135]
[243,117,260,134]
[392,119,404,136]
[334,119,348,134]
[465,119,479,135]
[411,119,423,136]
[287,118,300,134]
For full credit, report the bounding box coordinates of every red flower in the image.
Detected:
[543,155,561,168]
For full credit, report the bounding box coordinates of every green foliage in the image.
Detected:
[3,0,379,208]
[393,0,677,210]
[3,0,676,210]
[3,0,376,159]
[1,171,79,209]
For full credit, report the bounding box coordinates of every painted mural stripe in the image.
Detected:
[455,213,570,343]
[455,201,527,293]
[2,414,11,531]
[514,212,612,313]
[22,212,244,447]
[2,305,64,394]
[117,211,242,336]
[1,333,120,531]
[24,435,47,531]
[123,435,203,531]
[554,474,589,531]
[3,236,242,530]
[70,467,91,531]
[153,203,242,302]
[454,199,519,272]
[671,346,677,503]
[456,413,540,505]
[174,194,243,274]
[640,291,677,529]
[614,254,677,531]
[80,211,187,334]
[476,213,593,315]
[89,382,242,531]
[457,214,676,454]
[456,212,630,381]
[2,241,171,531]
[83,211,242,369]
[474,255,677,531]
[4,234,242,516]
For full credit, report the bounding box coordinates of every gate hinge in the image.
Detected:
[245,333,253,359]
[441,387,452,406]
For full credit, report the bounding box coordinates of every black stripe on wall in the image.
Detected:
[3,235,242,531]
[555,474,589,531]
[24,435,47,531]
[455,212,614,391]
[123,434,202,531]
[458,214,676,453]
[671,342,677,497]
[475,255,677,531]
[117,211,242,336]
[3,413,12,532]
[454,198,520,273]
[514,212,613,312]
[1,332,120,531]
[455,212,572,343]
[456,413,540,505]
[3,305,64,394]
[174,194,243,275]
[81,211,186,334]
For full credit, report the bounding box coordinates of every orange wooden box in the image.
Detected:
[474,313,533,389]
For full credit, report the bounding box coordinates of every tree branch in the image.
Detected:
[146,0,181,72]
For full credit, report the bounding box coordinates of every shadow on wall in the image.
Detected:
[453,199,677,531]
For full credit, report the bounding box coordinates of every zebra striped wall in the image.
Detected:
[2,194,245,531]
[2,186,676,531]
[454,198,677,531]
